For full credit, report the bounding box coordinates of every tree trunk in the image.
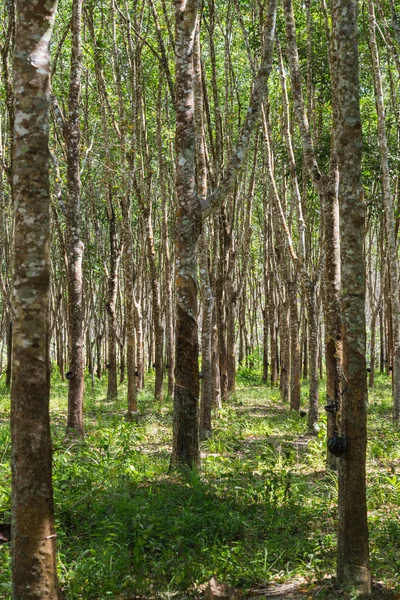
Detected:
[171,0,201,469]
[199,231,213,435]
[336,0,371,590]
[66,0,84,435]
[137,188,164,403]
[269,303,278,386]
[194,23,213,435]
[306,282,319,431]
[5,314,12,387]
[106,199,120,401]
[121,189,138,415]
[280,297,290,404]
[226,293,236,395]
[158,115,175,399]
[211,306,222,409]
[289,279,301,410]
[323,178,342,468]
[369,311,376,388]
[11,0,60,595]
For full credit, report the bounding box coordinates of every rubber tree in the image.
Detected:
[336,0,371,590]
[11,0,60,596]
[66,0,84,435]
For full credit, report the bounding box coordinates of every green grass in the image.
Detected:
[0,370,399,599]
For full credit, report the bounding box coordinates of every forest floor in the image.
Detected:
[0,367,399,600]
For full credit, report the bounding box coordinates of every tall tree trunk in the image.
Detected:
[11,0,60,595]
[336,0,371,590]
[171,0,201,469]
[194,23,213,435]
[66,0,84,435]
[121,188,138,415]
[157,79,175,399]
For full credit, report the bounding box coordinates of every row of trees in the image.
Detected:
[1,0,398,426]
[3,0,400,595]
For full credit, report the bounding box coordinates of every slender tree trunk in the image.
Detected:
[199,231,213,435]
[106,199,120,400]
[66,0,84,435]
[369,311,377,388]
[11,0,60,595]
[261,197,270,385]
[323,179,342,467]
[280,297,291,403]
[336,0,371,589]
[135,291,144,389]
[289,279,301,410]
[269,302,278,385]
[5,315,12,387]
[307,282,319,431]
[194,23,213,434]
[121,189,138,415]
[211,305,221,409]
[157,86,175,399]
[216,216,229,402]
[137,186,164,402]
[226,292,236,395]
[96,328,102,379]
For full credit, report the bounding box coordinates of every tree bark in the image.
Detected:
[171,0,201,469]
[11,0,60,596]
[336,0,371,590]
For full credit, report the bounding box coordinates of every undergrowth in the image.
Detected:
[0,370,399,599]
